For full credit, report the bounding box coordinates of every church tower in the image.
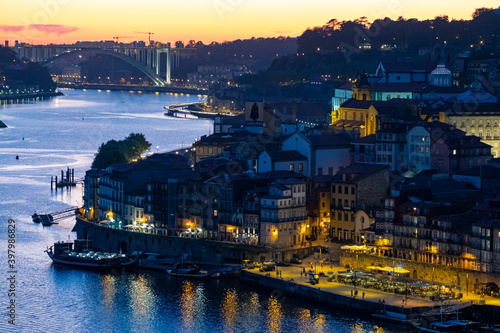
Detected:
[352,74,372,101]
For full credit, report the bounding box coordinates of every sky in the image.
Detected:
[0,0,498,45]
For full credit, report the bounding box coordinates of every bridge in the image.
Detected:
[11,43,197,87]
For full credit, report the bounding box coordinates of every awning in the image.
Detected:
[366,266,382,270]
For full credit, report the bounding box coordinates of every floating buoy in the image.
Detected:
[16,154,19,160]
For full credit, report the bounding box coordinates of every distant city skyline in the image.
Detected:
[1,0,498,45]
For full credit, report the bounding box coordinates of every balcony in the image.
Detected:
[260,217,306,223]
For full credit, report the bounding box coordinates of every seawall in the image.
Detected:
[75,217,315,263]
[241,270,432,316]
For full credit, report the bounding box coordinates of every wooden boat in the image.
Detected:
[416,320,481,332]
[372,310,411,324]
[45,241,124,271]
[166,266,210,279]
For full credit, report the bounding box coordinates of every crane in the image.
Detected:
[134,31,154,44]
[113,36,132,43]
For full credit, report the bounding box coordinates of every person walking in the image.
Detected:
[362,292,365,299]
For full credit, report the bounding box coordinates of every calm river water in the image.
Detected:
[0,89,403,332]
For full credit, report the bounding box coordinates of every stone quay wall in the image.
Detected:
[241,270,432,316]
[341,252,500,292]
[74,218,315,264]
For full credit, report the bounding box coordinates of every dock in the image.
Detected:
[51,167,81,190]
[33,206,79,226]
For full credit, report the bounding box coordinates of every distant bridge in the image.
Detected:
[11,44,196,86]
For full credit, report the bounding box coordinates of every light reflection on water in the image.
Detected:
[0,90,403,332]
[266,296,283,333]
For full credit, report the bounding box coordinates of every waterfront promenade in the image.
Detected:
[244,263,441,309]
[242,254,500,310]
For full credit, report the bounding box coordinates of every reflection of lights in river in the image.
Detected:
[239,292,260,331]
[266,296,283,333]
[129,275,156,318]
[313,313,326,332]
[179,281,208,331]
[296,309,326,332]
[101,275,117,310]
[351,321,386,333]
[220,289,238,332]
[180,281,195,329]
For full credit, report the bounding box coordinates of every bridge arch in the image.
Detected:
[41,48,166,86]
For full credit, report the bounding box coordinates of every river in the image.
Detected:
[0,89,403,332]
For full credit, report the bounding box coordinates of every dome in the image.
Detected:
[470,80,482,90]
[431,64,451,75]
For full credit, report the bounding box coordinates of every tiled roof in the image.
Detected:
[333,163,388,182]
[381,61,437,73]
[307,133,352,147]
[455,165,500,178]
[266,150,307,162]
[354,134,376,144]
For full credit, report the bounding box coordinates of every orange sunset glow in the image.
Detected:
[0,0,498,44]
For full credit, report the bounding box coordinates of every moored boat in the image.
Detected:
[45,240,126,271]
[372,310,411,324]
[166,266,210,279]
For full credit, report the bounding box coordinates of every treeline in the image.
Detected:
[91,133,151,170]
[297,8,500,54]
[170,37,298,78]
[236,8,500,86]
[0,46,56,92]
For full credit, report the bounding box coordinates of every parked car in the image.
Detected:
[277,261,290,267]
[263,260,276,266]
[314,246,330,253]
[290,258,302,264]
[259,264,275,272]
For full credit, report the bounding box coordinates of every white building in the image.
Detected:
[282,131,352,177]
[257,150,307,174]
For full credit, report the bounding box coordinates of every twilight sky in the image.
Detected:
[0,0,498,44]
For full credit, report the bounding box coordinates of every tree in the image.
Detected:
[91,133,151,169]
[250,102,259,121]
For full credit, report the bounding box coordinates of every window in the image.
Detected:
[199,147,204,154]
[289,163,295,172]
[299,163,303,173]
[338,186,342,194]
[351,187,355,195]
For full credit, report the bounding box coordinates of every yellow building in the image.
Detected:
[331,75,419,137]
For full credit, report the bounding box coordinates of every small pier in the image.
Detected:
[51,167,80,190]
[33,206,80,226]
